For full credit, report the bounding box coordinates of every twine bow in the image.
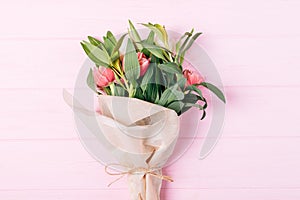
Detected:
[105,164,173,187]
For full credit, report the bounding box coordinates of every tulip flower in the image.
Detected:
[122,52,151,76]
[93,67,115,88]
[137,52,151,76]
[183,69,203,85]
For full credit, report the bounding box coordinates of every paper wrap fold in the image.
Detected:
[97,96,180,200]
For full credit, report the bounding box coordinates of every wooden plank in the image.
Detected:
[0,37,300,88]
[1,0,300,199]
[0,87,299,139]
[0,188,300,200]
[0,0,300,38]
[0,138,299,191]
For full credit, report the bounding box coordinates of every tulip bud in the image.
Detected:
[93,67,115,88]
[183,69,203,85]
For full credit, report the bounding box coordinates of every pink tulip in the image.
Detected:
[183,69,203,85]
[137,52,151,76]
[93,67,115,88]
[122,52,151,76]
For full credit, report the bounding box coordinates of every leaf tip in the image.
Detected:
[128,19,134,27]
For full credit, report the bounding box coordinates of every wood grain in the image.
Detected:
[0,38,300,88]
[0,0,300,199]
[0,87,299,139]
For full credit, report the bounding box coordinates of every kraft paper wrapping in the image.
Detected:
[97,96,180,200]
[63,90,180,200]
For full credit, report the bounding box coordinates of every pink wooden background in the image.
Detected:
[1,0,300,199]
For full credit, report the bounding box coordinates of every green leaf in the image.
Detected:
[146,31,155,44]
[158,89,172,106]
[142,83,157,103]
[177,31,202,65]
[182,101,206,119]
[186,85,204,99]
[154,23,169,47]
[139,42,167,61]
[175,31,192,55]
[177,74,187,90]
[180,92,206,115]
[111,33,127,57]
[140,64,154,91]
[154,90,160,103]
[106,31,117,45]
[142,23,169,48]
[179,29,194,53]
[202,97,208,109]
[97,42,111,58]
[185,102,204,110]
[124,38,140,81]
[113,70,125,88]
[114,85,126,96]
[200,82,226,103]
[140,31,155,58]
[81,42,110,67]
[103,36,115,55]
[128,20,143,50]
[200,110,206,120]
[152,67,166,100]
[87,68,96,92]
[167,101,184,114]
[183,93,198,104]
[141,41,173,54]
[177,29,194,64]
[134,87,144,100]
[183,32,202,52]
[103,87,111,95]
[158,84,184,106]
[129,20,142,41]
[109,83,115,96]
[144,45,166,60]
[158,62,182,74]
[155,67,166,88]
[87,36,102,47]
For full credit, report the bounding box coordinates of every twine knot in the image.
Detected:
[105,164,173,187]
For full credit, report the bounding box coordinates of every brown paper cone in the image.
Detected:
[97,96,179,200]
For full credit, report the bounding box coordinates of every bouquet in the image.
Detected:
[77,20,225,200]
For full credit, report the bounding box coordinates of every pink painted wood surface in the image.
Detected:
[1,0,300,199]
